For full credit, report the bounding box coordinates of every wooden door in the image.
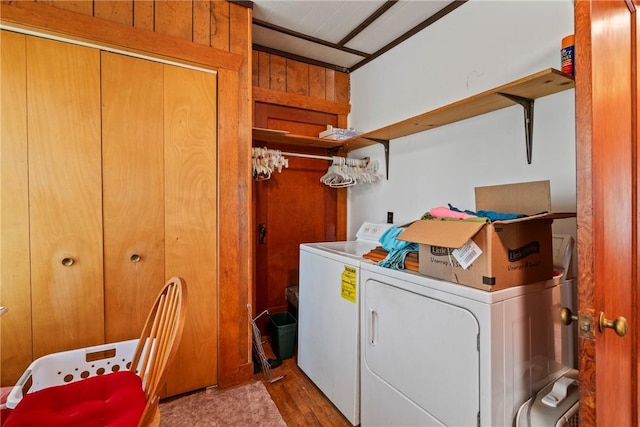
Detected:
[163,64,218,394]
[27,36,105,358]
[253,103,341,327]
[102,53,218,395]
[575,1,638,425]
[102,52,166,342]
[1,31,104,384]
[1,30,32,385]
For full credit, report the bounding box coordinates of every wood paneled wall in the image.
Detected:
[5,0,350,391]
[25,0,236,50]
[1,0,254,389]
[251,51,351,248]
[252,51,350,104]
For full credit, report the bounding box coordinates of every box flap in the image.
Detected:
[547,212,577,220]
[397,220,486,248]
[475,180,551,215]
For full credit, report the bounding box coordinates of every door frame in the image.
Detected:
[575,0,638,424]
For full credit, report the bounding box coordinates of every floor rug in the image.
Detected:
[159,381,286,426]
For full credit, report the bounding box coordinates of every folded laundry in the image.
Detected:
[378,247,416,270]
[448,203,527,221]
[377,226,418,270]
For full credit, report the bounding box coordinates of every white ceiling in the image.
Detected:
[250,0,466,72]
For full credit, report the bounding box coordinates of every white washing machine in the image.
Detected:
[359,262,576,427]
[298,222,393,426]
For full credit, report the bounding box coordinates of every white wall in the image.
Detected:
[348,0,576,250]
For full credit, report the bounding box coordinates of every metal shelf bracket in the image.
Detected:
[365,138,390,179]
[497,92,535,164]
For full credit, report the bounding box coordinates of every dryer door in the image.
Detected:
[362,278,480,426]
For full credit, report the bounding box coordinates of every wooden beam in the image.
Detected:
[0,1,243,72]
[254,86,351,115]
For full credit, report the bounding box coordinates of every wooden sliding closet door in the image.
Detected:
[1,31,104,383]
[1,31,32,384]
[26,36,104,358]
[102,52,166,341]
[1,32,217,394]
[102,52,218,394]
[163,64,218,394]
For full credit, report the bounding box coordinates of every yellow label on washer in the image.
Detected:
[341,266,357,303]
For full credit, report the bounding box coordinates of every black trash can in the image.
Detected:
[269,311,297,360]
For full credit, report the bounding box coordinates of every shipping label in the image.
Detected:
[452,239,482,270]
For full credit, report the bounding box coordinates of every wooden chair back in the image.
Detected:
[132,276,187,426]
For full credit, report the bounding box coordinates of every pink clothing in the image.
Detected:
[429,206,477,220]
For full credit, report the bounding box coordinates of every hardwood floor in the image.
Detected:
[254,342,352,427]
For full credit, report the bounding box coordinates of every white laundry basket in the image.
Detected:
[6,339,138,409]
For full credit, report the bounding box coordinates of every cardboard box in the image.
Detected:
[398,181,575,291]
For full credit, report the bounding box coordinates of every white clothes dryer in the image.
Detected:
[359,263,576,427]
[298,222,392,426]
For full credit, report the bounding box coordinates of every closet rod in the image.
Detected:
[278,151,369,164]
[254,147,368,164]
[279,151,334,161]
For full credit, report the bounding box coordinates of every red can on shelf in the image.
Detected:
[561,34,575,76]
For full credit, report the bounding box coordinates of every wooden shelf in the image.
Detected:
[253,128,360,150]
[341,68,575,151]
[252,69,575,175]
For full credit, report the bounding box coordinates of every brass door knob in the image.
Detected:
[560,307,578,325]
[599,312,628,337]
